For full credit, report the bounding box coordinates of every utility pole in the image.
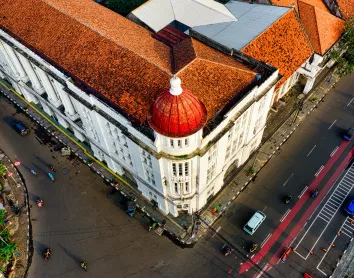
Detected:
[291,96,305,126]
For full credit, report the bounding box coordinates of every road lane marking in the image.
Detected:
[282,173,294,186]
[298,186,308,198]
[280,209,291,222]
[307,145,317,156]
[294,165,354,260]
[317,218,352,275]
[262,206,267,212]
[328,119,337,129]
[315,165,324,177]
[261,234,272,248]
[330,146,339,157]
[212,226,222,238]
[347,97,354,106]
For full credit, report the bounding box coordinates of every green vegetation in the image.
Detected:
[331,16,354,76]
[248,167,255,175]
[0,164,4,176]
[0,210,17,263]
[106,0,148,16]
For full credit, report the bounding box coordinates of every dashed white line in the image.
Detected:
[298,186,308,199]
[330,146,339,157]
[315,165,324,177]
[347,97,354,106]
[307,145,317,156]
[280,209,291,222]
[328,119,337,129]
[261,233,272,247]
[282,173,294,186]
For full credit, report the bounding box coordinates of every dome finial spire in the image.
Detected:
[169,76,183,96]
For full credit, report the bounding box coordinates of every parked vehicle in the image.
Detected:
[344,128,354,141]
[243,211,266,235]
[344,197,354,216]
[280,247,293,262]
[12,120,29,136]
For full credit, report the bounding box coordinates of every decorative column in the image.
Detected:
[17,54,44,93]
[303,77,315,94]
[36,68,62,107]
[1,43,28,82]
[54,81,79,121]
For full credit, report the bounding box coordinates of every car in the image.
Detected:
[12,120,29,136]
[344,128,354,141]
[344,197,354,216]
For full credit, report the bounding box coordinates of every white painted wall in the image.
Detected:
[0,31,277,216]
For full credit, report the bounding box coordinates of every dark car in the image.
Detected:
[344,197,354,216]
[12,120,29,136]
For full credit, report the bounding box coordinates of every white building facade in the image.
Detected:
[0,28,278,217]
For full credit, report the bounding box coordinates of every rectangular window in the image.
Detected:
[185,182,189,192]
[185,163,189,176]
[184,139,188,146]
[178,163,183,176]
[172,163,177,176]
[178,140,182,147]
[170,139,174,147]
[174,183,178,194]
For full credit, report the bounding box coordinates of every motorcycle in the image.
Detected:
[222,245,232,256]
[48,172,55,181]
[250,243,258,253]
[285,195,292,204]
[36,199,44,208]
[30,169,37,176]
[280,247,293,262]
[44,248,51,260]
[80,261,87,271]
[311,189,319,198]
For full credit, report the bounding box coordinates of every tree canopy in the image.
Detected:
[331,16,354,76]
[106,0,147,16]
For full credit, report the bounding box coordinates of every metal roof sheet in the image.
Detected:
[131,0,236,32]
[193,1,290,50]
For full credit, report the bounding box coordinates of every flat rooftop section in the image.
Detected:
[131,0,236,32]
[192,1,289,50]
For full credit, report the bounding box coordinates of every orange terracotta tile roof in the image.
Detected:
[241,10,313,87]
[0,0,258,125]
[270,0,299,12]
[336,0,354,19]
[298,0,345,54]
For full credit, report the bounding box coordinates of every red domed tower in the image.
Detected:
[148,76,207,138]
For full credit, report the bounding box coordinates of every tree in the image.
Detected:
[0,242,16,262]
[331,16,354,76]
[106,0,147,16]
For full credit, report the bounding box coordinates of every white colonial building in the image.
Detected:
[0,0,279,216]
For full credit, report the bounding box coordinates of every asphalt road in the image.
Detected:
[208,74,354,277]
[0,95,238,278]
[1,74,354,278]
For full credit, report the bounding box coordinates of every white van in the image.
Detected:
[243,211,266,235]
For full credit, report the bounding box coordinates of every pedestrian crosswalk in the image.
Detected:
[318,163,354,224]
[341,217,354,238]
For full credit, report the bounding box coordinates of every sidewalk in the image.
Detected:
[331,237,354,278]
[196,68,339,242]
[0,67,339,247]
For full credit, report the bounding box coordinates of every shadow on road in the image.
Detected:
[33,240,49,257]
[58,243,83,264]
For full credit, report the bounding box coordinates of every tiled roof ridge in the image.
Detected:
[190,0,236,20]
[41,0,174,75]
[292,2,316,52]
[175,57,199,75]
[196,57,257,76]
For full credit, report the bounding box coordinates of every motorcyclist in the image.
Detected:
[285,195,292,204]
[224,247,232,256]
[149,222,157,232]
[311,189,319,197]
[37,199,44,207]
[48,172,54,181]
[80,261,87,271]
[30,169,37,176]
[44,248,51,260]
